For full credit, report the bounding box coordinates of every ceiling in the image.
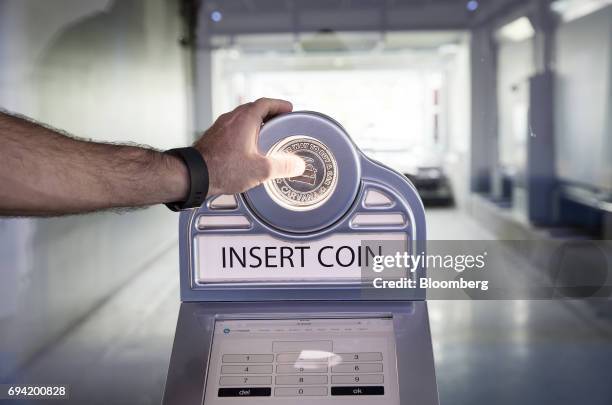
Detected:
[197,0,527,38]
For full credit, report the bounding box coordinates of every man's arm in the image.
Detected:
[0,98,305,216]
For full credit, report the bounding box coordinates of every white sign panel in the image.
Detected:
[195,233,407,283]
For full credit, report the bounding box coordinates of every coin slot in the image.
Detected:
[242,111,362,234]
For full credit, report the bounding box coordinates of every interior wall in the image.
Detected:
[0,0,190,378]
[444,38,471,209]
[554,5,612,192]
[469,27,498,195]
[497,38,534,173]
[496,36,535,218]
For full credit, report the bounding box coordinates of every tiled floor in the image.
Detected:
[14,208,612,404]
[431,299,612,405]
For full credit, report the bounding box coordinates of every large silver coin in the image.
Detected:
[264,136,339,211]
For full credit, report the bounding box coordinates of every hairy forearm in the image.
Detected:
[0,111,188,216]
[0,98,303,217]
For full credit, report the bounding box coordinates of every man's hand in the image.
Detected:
[0,98,304,216]
[194,98,305,195]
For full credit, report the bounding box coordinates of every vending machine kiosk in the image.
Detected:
[163,112,438,405]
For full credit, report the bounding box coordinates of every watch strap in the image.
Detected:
[164,147,209,211]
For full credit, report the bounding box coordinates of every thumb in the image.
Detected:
[265,153,306,180]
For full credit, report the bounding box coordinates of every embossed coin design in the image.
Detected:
[264,136,339,211]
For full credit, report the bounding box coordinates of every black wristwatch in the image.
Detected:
[164,147,209,211]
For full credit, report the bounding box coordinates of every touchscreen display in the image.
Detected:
[203,317,400,405]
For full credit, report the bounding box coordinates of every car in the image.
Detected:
[362,147,454,207]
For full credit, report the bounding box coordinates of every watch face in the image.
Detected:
[264,136,339,211]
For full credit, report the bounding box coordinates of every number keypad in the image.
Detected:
[218,351,384,397]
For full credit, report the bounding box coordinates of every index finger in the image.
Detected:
[250,97,293,121]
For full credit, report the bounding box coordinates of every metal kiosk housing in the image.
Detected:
[163,112,438,405]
